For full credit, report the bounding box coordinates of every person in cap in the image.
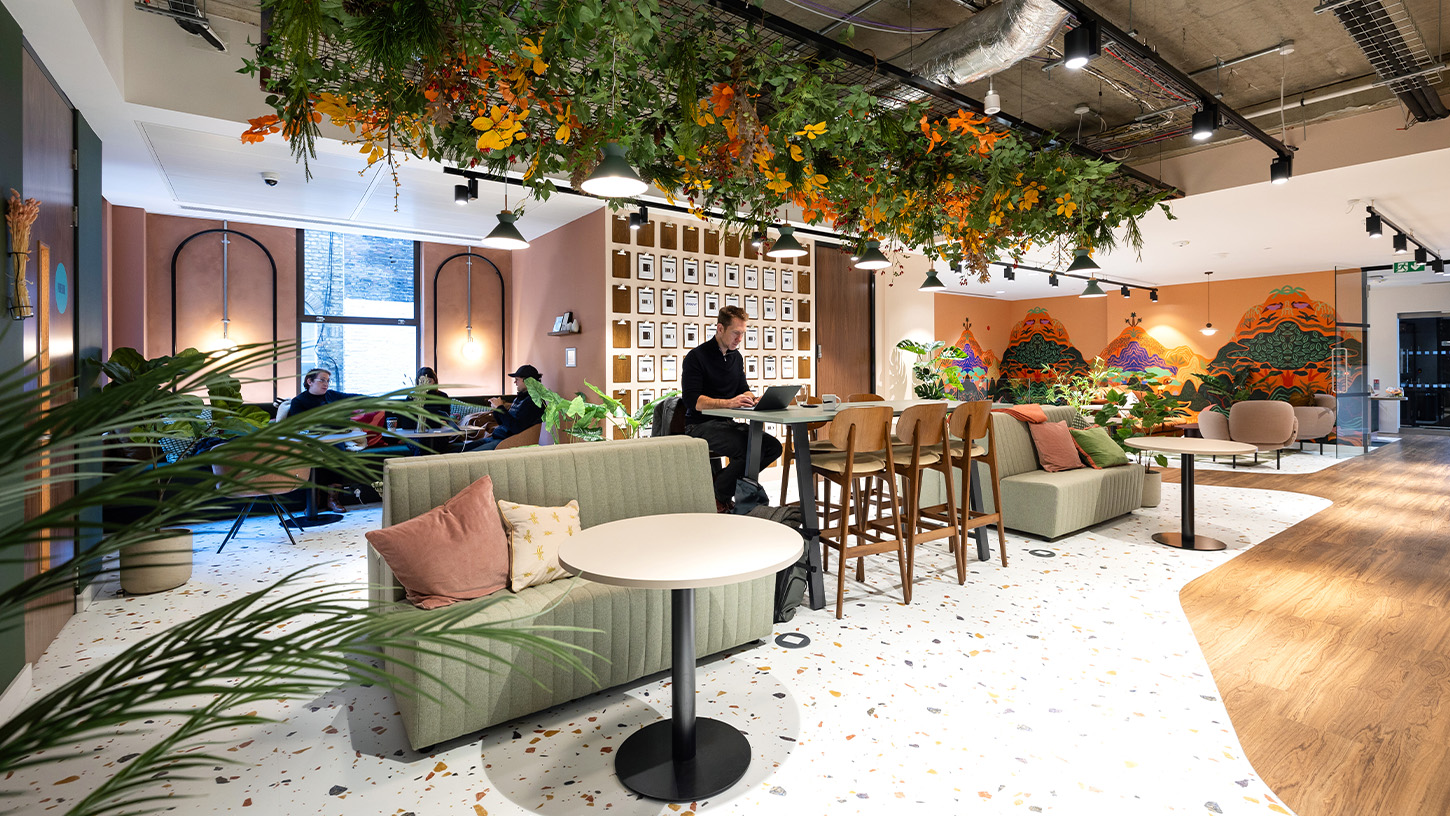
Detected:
[463,364,545,451]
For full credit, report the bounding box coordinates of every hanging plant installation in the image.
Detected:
[243,0,1173,280]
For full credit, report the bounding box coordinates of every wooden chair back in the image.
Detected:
[212,448,312,498]
[847,393,885,402]
[949,400,993,442]
[828,405,893,454]
[896,402,948,448]
[496,422,543,450]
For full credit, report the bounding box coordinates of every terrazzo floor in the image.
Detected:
[8,481,1332,816]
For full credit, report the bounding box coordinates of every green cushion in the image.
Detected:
[1070,426,1130,468]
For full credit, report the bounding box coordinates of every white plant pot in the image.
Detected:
[120,529,193,594]
[1141,471,1162,508]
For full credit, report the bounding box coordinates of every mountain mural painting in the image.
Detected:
[998,307,1088,387]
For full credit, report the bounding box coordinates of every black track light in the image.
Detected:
[1393,233,1408,254]
[1004,268,1016,281]
[454,184,470,205]
[628,213,642,230]
[1149,289,1159,302]
[1049,273,1060,287]
[1434,259,1446,275]
[1270,154,1292,184]
[637,205,649,225]
[1120,285,1131,298]
[1064,19,1100,70]
[1366,213,1383,238]
[751,230,765,248]
[1191,103,1217,141]
[1415,247,1429,264]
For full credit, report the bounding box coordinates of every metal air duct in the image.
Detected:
[911,0,1069,87]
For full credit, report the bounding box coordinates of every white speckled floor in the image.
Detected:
[7,480,1329,816]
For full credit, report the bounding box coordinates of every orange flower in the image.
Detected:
[241,114,281,143]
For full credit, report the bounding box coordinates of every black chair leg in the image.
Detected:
[1276,449,1282,469]
[217,499,257,554]
[269,497,300,546]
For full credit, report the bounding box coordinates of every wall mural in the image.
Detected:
[947,319,1000,401]
[1207,285,1359,399]
[1100,312,1210,417]
[996,307,1088,383]
[949,285,1355,414]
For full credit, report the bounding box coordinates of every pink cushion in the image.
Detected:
[1027,421,1085,473]
[364,475,510,609]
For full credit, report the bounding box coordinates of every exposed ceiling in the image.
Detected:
[9,0,1449,298]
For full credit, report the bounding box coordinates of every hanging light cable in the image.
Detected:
[218,220,235,351]
[580,37,648,198]
[461,250,481,359]
[1201,270,1217,335]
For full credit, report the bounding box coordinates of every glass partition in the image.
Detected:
[1333,267,1370,454]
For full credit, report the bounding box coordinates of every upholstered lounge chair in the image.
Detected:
[1198,400,1299,469]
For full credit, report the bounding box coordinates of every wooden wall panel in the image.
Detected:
[814,245,872,398]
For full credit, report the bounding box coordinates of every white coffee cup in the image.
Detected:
[821,394,840,412]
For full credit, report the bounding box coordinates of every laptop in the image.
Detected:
[751,384,801,411]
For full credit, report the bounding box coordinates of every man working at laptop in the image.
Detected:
[682,305,783,512]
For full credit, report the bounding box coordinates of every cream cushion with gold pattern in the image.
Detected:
[498,498,581,591]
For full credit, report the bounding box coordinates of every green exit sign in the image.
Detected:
[1393,261,1427,273]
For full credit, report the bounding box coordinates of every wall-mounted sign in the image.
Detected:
[1393,261,1426,273]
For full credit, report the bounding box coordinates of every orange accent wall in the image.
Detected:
[933,268,1338,377]
[509,210,607,402]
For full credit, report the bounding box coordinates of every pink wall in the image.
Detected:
[509,210,606,401]
[107,204,148,355]
[421,242,512,396]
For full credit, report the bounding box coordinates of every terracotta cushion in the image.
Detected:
[364,475,510,609]
[352,410,388,447]
[1026,420,1084,473]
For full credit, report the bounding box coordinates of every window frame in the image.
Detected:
[295,230,422,393]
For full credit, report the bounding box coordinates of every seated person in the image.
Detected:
[682,306,782,512]
[462,365,545,451]
[287,367,365,513]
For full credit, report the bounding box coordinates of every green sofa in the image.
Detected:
[367,436,775,750]
[977,405,1146,540]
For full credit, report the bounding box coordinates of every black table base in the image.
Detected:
[1153,453,1226,551]
[285,483,343,529]
[615,588,751,801]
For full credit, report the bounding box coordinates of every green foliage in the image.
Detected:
[525,378,678,442]
[93,346,271,451]
[1,341,594,814]
[1193,370,1259,416]
[1001,377,1055,405]
[1092,374,1189,471]
[895,339,966,400]
[1042,358,1126,417]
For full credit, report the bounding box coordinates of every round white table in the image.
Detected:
[1126,436,1258,551]
[558,513,803,802]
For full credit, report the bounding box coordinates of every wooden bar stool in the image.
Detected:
[918,401,1007,575]
[777,395,833,504]
[810,405,907,618]
[878,402,959,587]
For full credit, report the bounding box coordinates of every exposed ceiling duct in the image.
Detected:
[1315,0,1448,122]
[908,0,1069,86]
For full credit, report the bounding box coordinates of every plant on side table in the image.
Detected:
[1093,374,1188,507]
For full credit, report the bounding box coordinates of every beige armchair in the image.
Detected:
[1294,394,1337,451]
[1197,400,1299,469]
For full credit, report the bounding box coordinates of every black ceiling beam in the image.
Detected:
[1048,0,1294,160]
[703,0,1179,197]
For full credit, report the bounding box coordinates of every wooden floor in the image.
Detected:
[1173,435,1450,816]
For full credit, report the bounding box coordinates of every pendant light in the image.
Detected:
[1200,270,1217,336]
[854,240,891,270]
[1079,277,1106,298]
[481,183,530,250]
[582,142,647,198]
[1065,247,1099,273]
[919,269,947,292]
[217,221,237,351]
[766,225,807,259]
[983,77,1001,115]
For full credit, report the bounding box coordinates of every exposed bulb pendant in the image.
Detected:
[766,225,808,259]
[581,142,648,198]
[854,240,890,270]
[1201,270,1217,335]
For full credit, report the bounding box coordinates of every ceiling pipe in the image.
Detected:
[909,0,1070,86]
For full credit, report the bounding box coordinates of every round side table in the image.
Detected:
[1126,436,1257,551]
[558,513,802,802]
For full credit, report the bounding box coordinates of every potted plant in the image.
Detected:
[1043,358,1127,422]
[525,378,679,443]
[1093,373,1188,507]
[895,339,968,399]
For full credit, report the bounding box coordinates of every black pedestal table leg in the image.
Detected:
[1180,453,1195,541]
[970,459,989,561]
[614,588,751,800]
[745,421,763,479]
[285,469,342,529]
[793,423,825,610]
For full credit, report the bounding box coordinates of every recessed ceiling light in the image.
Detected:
[1172,240,1190,248]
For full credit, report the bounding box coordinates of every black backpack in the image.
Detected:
[747,504,810,623]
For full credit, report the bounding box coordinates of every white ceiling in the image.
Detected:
[9,0,1450,294]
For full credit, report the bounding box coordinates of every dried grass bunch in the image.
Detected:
[6,188,40,319]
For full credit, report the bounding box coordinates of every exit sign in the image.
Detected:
[1393,261,1427,273]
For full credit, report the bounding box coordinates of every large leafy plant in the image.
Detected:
[1042,358,1127,418]
[95,346,272,453]
[525,378,679,442]
[1092,374,1189,471]
[244,0,1172,278]
[896,339,967,400]
[0,342,595,815]
[1193,370,1260,416]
